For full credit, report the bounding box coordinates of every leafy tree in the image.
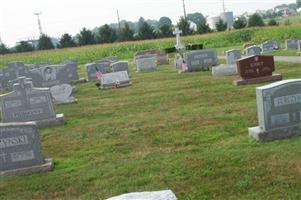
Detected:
[0,43,10,55]
[248,14,265,27]
[177,17,194,36]
[187,12,206,25]
[159,16,172,26]
[15,41,34,52]
[58,33,76,48]
[98,24,117,43]
[215,19,227,32]
[158,24,173,38]
[298,0,301,8]
[233,17,247,29]
[197,21,211,34]
[268,19,278,26]
[138,17,145,30]
[77,28,96,46]
[38,34,54,50]
[120,22,134,41]
[138,22,156,40]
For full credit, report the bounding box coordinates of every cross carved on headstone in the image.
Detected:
[173,28,185,50]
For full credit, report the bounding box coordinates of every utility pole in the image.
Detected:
[117,9,121,33]
[34,12,43,36]
[222,0,226,12]
[182,0,187,19]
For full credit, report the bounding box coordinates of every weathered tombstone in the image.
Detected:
[86,61,111,82]
[0,77,64,128]
[298,40,301,52]
[100,71,131,89]
[0,122,53,176]
[63,61,86,84]
[136,56,157,72]
[183,49,218,71]
[285,39,298,50]
[106,190,177,200]
[234,55,282,86]
[226,49,241,65]
[50,84,77,105]
[249,79,301,141]
[245,46,262,56]
[212,64,237,76]
[111,61,130,74]
[135,50,168,65]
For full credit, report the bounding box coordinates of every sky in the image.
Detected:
[0,0,296,46]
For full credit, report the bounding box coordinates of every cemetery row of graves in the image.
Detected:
[0,29,301,199]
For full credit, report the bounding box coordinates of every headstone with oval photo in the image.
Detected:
[234,55,282,85]
[0,77,64,128]
[0,122,53,176]
[249,79,301,141]
[50,84,77,105]
[100,71,131,89]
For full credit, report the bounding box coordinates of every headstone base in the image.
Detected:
[212,64,237,76]
[0,158,54,176]
[234,74,282,86]
[71,78,87,84]
[101,82,132,90]
[248,125,301,142]
[54,98,78,105]
[36,114,64,128]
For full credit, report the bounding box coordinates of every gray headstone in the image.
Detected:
[212,64,237,76]
[135,50,168,65]
[136,56,157,72]
[225,49,241,65]
[86,61,111,82]
[106,190,177,200]
[50,84,77,104]
[261,41,275,52]
[285,39,298,50]
[100,71,131,89]
[249,79,301,141]
[112,61,129,74]
[0,122,45,171]
[245,46,262,56]
[184,49,218,71]
[298,40,301,52]
[0,77,62,125]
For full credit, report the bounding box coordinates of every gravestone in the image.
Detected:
[234,55,282,86]
[245,46,262,56]
[50,84,77,105]
[106,190,177,200]
[0,77,64,128]
[135,50,168,65]
[136,56,157,72]
[183,49,218,71]
[298,40,301,52]
[285,39,298,50]
[173,28,185,50]
[226,49,241,65]
[212,64,237,76]
[0,122,53,176]
[261,41,275,52]
[249,79,301,141]
[100,71,131,89]
[86,61,111,82]
[111,61,130,75]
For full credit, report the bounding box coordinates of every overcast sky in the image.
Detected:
[0,0,296,46]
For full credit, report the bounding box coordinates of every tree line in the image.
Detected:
[0,10,294,55]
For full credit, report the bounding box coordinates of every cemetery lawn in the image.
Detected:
[1,60,301,200]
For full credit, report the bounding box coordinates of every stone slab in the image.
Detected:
[249,125,301,142]
[106,190,177,200]
[234,74,282,86]
[0,158,53,176]
[212,64,237,76]
[35,114,64,128]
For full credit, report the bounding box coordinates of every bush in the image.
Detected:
[233,18,247,29]
[215,19,227,32]
[268,19,278,26]
[248,14,265,27]
[38,34,55,50]
[16,41,35,52]
[58,33,76,48]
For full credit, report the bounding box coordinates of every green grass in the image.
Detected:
[0,59,301,199]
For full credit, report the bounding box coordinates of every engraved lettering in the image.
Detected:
[0,135,28,148]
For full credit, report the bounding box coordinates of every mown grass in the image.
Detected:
[0,58,301,199]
